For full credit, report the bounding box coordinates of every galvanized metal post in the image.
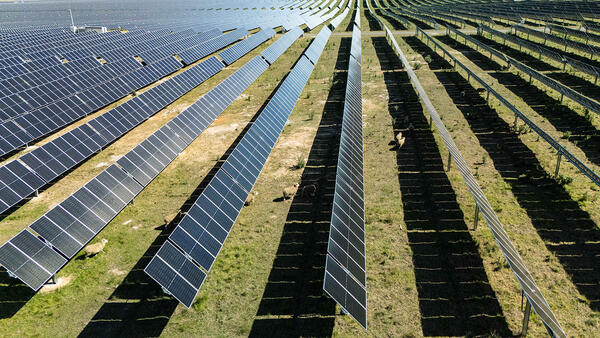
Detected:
[473,204,480,230]
[555,153,562,177]
[521,299,532,337]
[513,115,519,130]
[446,152,452,171]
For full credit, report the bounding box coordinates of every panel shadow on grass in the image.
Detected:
[422,38,600,312]
[372,36,512,337]
[0,268,35,319]
[445,34,600,171]
[248,38,353,337]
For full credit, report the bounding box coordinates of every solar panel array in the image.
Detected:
[415,25,600,188]
[0,24,284,290]
[456,25,600,116]
[477,25,600,83]
[392,24,567,338]
[145,24,330,308]
[513,24,600,58]
[0,27,270,216]
[323,21,366,329]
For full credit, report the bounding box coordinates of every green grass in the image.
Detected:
[2,1,600,337]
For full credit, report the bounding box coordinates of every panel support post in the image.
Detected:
[446,152,452,171]
[555,153,562,177]
[429,114,432,130]
[513,115,519,130]
[473,204,480,230]
[50,275,57,284]
[521,299,532,337]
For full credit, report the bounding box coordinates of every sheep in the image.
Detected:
[395,132,404,146]
[301,183,318,198]
[245,191,259,206]
[397,136,406,149]
[460,90,466,97]
[83,239,108,257]
[282,183,299,200]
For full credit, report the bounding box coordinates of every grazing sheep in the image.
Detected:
[460,90,466,97]
[245,191,259,206]
[163,211,179,226]
[84,239,108,257]
[397,136,406,149]
[395,132,404,145]
[283,183,299,200]
[301,183,318,198]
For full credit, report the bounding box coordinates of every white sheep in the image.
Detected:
[84,239,108,257]
[397,136,406,148]
[283,183,299,200]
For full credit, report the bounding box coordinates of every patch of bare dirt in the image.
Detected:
[40,275,72,293]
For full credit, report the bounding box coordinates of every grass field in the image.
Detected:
[2,0,600,337]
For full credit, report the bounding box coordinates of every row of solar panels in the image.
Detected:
[0,29,220,103]
[444,8,495,26]
[546,23,600,44]
[459,1,600,21]
[448,1,595,22]
[0,27,265,217]
[0,7,304,62]
[389,22,567,338]
[323,10,367,330]
[468,25,600,116]
[0,29,173,80]
[477,25,600,81]
[0,29,251,159]
[1,57,142,118]
[0,29,176,69]
[420,8,467,28]
[418,25,600,187]
[0,23,282,291]
[144,24,328,308]
[513,24,600,57]
[0,57,174,156]
[0,56,219,224]
[0,2,311,30]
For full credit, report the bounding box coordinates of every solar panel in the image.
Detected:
[144,240,206,308]
[179,28,248,65]
[323,22,366,329]
[0,230,67,290]
[261,26,303,65]
[323,255,367,328]
[218,28,275,65]
[0,160,45,214]
[304,26,331,64]
[28,165,142,258]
